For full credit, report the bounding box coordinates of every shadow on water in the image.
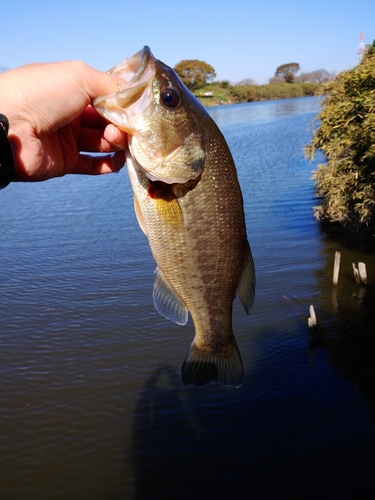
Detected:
[131,365,199,499]
[318,219,375,254]
[132,362,298,500]
[308,225,375,420]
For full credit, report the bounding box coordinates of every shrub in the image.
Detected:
[306,41,375,228]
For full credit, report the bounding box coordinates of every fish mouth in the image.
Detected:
[92,46,155,127]
[130,46,152,82]
[108,46,152,88]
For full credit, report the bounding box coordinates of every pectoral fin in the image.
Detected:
[236,241,256,314]
[148,181,183,226]
[153,268,188,325]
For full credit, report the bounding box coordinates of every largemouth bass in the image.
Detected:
[93,46,255,387]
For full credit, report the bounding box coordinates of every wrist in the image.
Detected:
[0,114,15,188]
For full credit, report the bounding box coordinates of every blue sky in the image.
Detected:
[2,0,374,84]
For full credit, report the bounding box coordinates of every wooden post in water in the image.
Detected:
[352,262,367,284]
[358,262,367,284]
[308,304,317,328]
[333,251,341,286]
[352,263,359,283]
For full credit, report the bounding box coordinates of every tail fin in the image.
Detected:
[181,338,244,388]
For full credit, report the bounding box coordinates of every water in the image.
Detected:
[1,97,375,499]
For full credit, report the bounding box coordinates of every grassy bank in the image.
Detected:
[195,82,322,106]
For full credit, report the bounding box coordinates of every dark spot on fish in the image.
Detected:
[191,158,203,172]
[148,180,175,201]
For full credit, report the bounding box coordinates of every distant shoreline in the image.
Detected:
[194,82,323,107]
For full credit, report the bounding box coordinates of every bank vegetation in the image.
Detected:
[173,59,332,106]
[194,81,322,106]
[306,40,375,230]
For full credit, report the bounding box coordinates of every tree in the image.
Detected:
[275,63,300,83]
[173,60,216,91]
[306,40,375,228]
[217,79,230,89]
[299,69,335,83]
[236,78,256,86]
[268,75,285,84]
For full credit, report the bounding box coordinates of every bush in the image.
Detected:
[195,81,321,106]
[218,80,230,89]
[306,41,375,228]
[230,85,248,101]
[245,83,320,101]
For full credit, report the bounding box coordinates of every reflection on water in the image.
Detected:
[307,226,375,418]
[1,97,375,499]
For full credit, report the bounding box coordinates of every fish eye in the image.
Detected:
[161,88,180,108]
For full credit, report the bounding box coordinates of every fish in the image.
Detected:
[93,46,255,387]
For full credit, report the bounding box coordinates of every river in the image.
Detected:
[1,96,375,499]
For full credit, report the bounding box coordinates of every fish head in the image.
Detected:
[93,46,206,184]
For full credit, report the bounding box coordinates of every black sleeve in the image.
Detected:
[0,114,14,189]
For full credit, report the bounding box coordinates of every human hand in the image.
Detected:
[0,61,127,182]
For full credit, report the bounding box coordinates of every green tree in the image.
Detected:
[173,59,216,91]
[306,40,375,228]
[275,63,300,83]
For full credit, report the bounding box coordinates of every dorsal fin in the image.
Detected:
[236,241,256,314]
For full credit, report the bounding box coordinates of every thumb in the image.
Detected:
[80,64,123,102]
